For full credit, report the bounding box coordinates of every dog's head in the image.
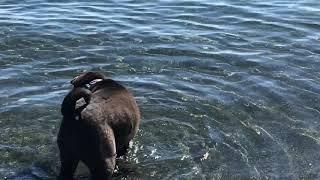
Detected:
[71,72,105,87]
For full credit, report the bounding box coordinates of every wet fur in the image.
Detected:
[57,72,140,180]
[60,87,91,118]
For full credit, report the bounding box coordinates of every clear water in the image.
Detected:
[0,0,320,179]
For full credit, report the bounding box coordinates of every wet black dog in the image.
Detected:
[57,72,140,180]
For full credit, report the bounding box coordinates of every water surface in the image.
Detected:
[0,0,320,179]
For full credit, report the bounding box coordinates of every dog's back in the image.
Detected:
[81,79,140,156]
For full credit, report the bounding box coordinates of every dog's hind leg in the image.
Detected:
[86,148,116,180]
[116,137,130,157]
[83,125,117,180]
[58,152,79,180]
[90,162,114,180]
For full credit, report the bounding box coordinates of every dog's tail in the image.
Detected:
[61,87,91,118]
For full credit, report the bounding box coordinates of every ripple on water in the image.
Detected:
[0,0,320,179]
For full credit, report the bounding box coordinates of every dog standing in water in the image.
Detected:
[57,72,140,180]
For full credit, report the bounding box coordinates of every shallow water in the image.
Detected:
[0,0,320,179]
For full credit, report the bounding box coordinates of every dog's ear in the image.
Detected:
[71,72,105,87]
